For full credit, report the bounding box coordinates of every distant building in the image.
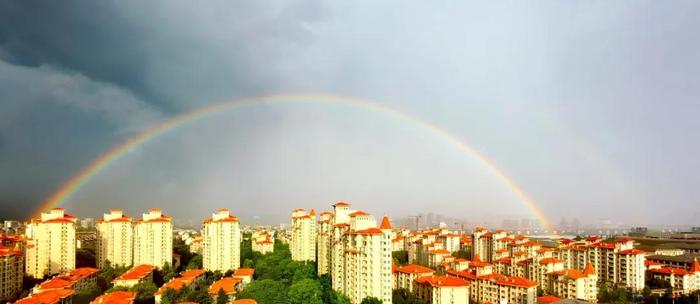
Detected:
[290,209,316,262]
[133,209,172,268]
[80,218,95,229]
[630,227,648,234]
[25,208,77,278]
[96,210,134,268]
[202,209,241,273]
[251,229,273,254]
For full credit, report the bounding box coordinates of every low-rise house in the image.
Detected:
[113,265,156,288]
[414,275,470,304]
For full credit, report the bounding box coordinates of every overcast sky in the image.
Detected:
[1,1,698,227]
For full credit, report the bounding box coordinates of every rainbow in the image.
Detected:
[33,94,553,230]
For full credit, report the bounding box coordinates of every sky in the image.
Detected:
[1,1,699,227]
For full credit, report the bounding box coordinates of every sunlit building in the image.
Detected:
[133,209,173,268]
[251,229,273,254]
[328,201,393,304]
[317,211,334,275]
[0,245,23,302]
[414,275,470,304]
[96,209,134,268]
[25,208,77,278]
[202,209,241,272]
[290,208,316,262]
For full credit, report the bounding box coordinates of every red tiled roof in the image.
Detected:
[350,228,383,235]
[651,267,690,275]
[90,291,137,304]
[495,276,538,288]
[114,265,156,282]
[538,295,561,303]
[232,300,258,304]
[539,258,564,265]
[549,269,586,280]
[180,269,206,278]
[618,249,645,255]
[691,258,700,273]
[583,263,596,275]
[589,242,615,249]
[234,268,255,276]
[379,216,392,229]
[415,275,469,287]
[16,289,75,304]
[397,264,435,274]
[349,211,370,217]
[156,278,192,295]
[333,202,350,207]
[208,277,243,295]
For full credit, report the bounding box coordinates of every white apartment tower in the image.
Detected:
[317,211,334,275]
[96,210,134,268]
[25,208,77,278]
[202,209,241,272]
[133,209,173,268]
[329,202,393,304]
[290,209,316,262]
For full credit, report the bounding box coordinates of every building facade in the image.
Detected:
[290,209,316,262]
[133,209,173,268]
[96,210,134,268]
[0,245,22,301]
[202,209,242,272]
[25,208,77,278]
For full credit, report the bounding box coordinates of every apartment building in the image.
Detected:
[317,211,334,275]
[96,209,134,268]
[0,245,22,301]
[25,208,77,278]
[414,275,470,304]
[133,209,173,268]
[202,209,241,272]
[251,229,274,254]
[290,208,316,262]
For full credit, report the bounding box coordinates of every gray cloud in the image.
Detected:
[1,1,699,226]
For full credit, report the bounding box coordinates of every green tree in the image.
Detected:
[393,288,427,304]
[392,250,409,265]
[73,282,101,304]
[131,281,158,304]
[76,248,96,268]
[452,249,470,260]
[160,288,178,304]
[361,296,383,304]
[215,288,229,304]
[288,278,323,304]
[187,254,203,269]
[237,279,289,304]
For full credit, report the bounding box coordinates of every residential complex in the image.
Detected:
[25,208,77,278]
[202,209,241,272]
[96,209,134,268]
[290,208,316,262]
[133,209,173,268]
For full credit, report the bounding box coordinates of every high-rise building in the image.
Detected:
[0,245,23,301]
[133,209,172,268]
[290,209,316,262]
[327,201,393,304]
[202,209,241,272]
[96,210,133,268]
[317,211,334,275]
[25,208,77,278]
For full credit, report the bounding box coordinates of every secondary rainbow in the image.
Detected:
[34,94,553,230]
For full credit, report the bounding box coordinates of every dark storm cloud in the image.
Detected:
[0,1,326,110]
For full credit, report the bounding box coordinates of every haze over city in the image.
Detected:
[1,1,699,227]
